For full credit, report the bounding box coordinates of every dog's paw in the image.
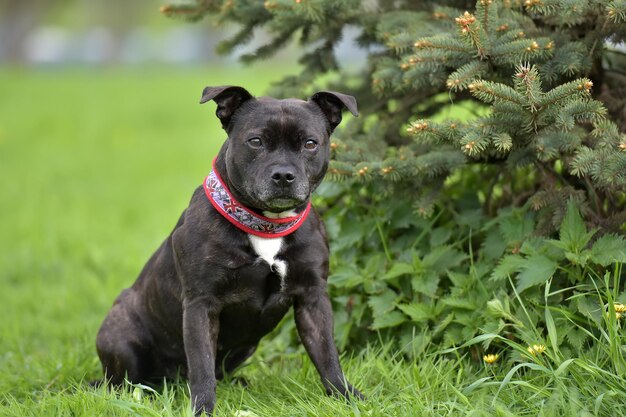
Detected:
[350,387,366,401]
[192,396,216,417]
[193,404,214,417]
[325,382,365,401]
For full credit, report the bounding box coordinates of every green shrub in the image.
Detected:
[319,184,626,356]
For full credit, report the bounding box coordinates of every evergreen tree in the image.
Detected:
[162,0,626,233]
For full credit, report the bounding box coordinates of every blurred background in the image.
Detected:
[0,0,309,389]
[1,0,241,65]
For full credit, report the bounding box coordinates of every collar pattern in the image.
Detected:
[203,163,311,238]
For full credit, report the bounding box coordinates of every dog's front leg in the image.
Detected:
[294,287,363,399]
[183,302,219,416]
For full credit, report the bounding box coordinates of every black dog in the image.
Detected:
[96,85,361,415]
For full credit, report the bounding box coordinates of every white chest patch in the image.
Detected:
[248,235,288,281]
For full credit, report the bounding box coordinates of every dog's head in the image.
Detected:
[200,86,357,214]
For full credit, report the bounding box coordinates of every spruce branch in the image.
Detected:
[514,64,543,112]
[607,0,626,23]
[523,0,560,16]
[215,22,261,55]
[491,38,554,65]
[554,99,607,131]
[535,130,582,154]
[406,49,453,67]
[550,42,590,76]
[460,130,490,156]
[413,36,473,54]
[327,160,356,181]
[591,119,621,145]
[468,81,526,106]
[431,6,465,23]
[455,11,488,58]
[493,132,513,153]
[403,65,449,90]
[408,120,463,145]
[446,61,489,92]
[160,0,222,21]
[597,152,626,187]
[589,15,612,60]
[537,78,593,108]
[476,0,498,36]
[239,26,299,63]
[493,29,531,48]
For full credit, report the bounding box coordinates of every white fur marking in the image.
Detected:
[248,235,288,282]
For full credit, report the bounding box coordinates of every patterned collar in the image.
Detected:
[203,161,311,238]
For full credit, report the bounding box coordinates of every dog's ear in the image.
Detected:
[200,86,253,130]
[310,91,358,132]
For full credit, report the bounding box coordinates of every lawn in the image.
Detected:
[1,66,625,417]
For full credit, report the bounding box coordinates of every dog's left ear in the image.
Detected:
[310,91,358,132]
[200,86,253,130]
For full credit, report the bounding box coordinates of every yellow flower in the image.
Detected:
[527,344,546,355]
[483,353,499,364]
[608,304,625,320]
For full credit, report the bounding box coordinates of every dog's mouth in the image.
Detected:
[248,180,310,212]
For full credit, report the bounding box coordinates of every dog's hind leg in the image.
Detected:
[96,289,151,385]
[97,340,144,385]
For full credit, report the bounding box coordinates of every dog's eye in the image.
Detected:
[247,137,263,149]
[304,139,318,150]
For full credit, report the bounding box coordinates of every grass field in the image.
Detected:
[1,66,626,417]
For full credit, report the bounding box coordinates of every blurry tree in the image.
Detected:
[0,0,58,62]
[0,0,182,63]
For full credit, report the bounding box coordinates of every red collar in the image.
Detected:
[203,161,311,238]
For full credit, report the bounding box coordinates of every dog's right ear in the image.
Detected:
[310,91,358,132]
[200,86,253,130]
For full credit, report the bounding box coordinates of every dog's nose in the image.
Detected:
[271,168,296,186]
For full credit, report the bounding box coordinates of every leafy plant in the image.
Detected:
[320,183,626,360]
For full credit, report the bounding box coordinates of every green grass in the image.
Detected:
[1,66,626,417]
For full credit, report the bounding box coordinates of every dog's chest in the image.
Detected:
[247,235,287,280]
